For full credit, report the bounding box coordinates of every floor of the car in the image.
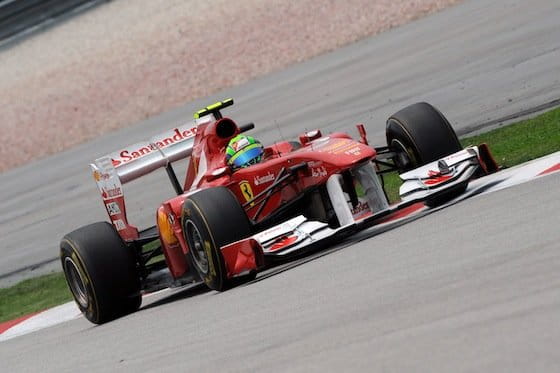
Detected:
[137,225,159,242]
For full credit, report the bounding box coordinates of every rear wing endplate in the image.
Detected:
[89,118,208,240]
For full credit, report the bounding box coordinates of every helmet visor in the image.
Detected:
[230,146,263,169]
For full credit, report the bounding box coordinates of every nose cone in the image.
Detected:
[304,137,376,166]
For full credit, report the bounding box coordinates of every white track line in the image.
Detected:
[469,151,560,197]
[0,302,81,342]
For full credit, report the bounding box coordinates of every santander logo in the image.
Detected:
[111,127,197,167]
[254,171,275,185]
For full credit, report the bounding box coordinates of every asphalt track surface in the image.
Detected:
[0,0,559,370]
[1,168,558,371]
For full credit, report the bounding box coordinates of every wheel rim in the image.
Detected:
[391,138,415,169]
[185,220,209,275]
[63,257,89,308]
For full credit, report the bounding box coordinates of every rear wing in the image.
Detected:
[90,98,236,241]
[96,121,199,183]
[90,119,206,240]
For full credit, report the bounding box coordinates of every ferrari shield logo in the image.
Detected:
[239,181,254,204]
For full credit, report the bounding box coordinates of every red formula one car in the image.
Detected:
[60,99,498,324]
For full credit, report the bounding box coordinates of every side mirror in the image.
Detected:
[299,130,322,146]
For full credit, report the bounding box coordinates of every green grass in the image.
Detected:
[380,172,402,204]
[1,107,559,324]
[459,107,560,167]
[0,272,72,323]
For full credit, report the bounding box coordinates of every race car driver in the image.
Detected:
[225,135,265,170]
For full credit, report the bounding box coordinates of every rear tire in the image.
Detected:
[182,187,253,291]
[386,102,462,171]
[60,222,141,324]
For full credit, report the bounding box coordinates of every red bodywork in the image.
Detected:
[156,117,376,280]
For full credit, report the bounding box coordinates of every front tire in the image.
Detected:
[386,103,466,206]
[386,102,462,171]
[182,187,253,291]
[60,222,141,324]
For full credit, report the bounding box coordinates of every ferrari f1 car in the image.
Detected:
[60,99,498,324]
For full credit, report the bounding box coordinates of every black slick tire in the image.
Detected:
[60,222,141,324]
[386,102,462,171]
[182,187,253,291]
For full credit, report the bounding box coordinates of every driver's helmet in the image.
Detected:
[225,135,264,170]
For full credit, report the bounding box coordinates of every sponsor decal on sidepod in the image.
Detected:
[239,181,254,203]
[254,172,275,185]
[311,166,327,178]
